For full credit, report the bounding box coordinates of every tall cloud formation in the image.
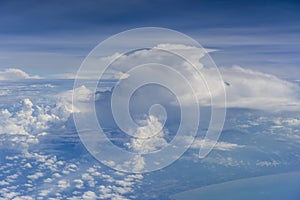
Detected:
[0,68,40,80]
[101,43,300,111]
[125,115,168,154]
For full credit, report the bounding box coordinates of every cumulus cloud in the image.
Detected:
[0,68,40,80]
[0,85,145,199]
[154,43,217,69]
[27,172,44,180]
[89,43,300,111]
[57,179,70,190]
[0,98,58,152]
[70,43,300,172]
[126,115,168,154]
[0,86,84,153]
[273,117,300,126]
[74,179,84,189]
[256,160,280,167]
[82,191,97,200]
[52,85,93,120]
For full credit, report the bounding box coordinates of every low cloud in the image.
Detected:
[125,115,168,154]
[0,68,40,80]
[190,138,245,151]
[0,90,80,153]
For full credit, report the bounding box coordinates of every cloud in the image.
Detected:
[57,179,70,190]
[273,117,300,126]
[0,90,8,96]
[0,98,57,153]
[82,173,95,187]
[27,172,44,180]
[0,68,40,80]
[0,85,145,200]
[154,43,217,69]
[126,115,168,154]
[220,65,300,110]
[256,160,280,167]
[190,138,245,151]
[72,43,299,172]
[82,191,97,200]
[49,73,78,79]
[74,179,84,189]
[90,43,300,111]
[0,89,82,153]
[52,71,130,80]
[52,85,93,120]
[202,155,242,167]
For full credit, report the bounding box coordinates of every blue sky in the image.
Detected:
[0,0,299,79]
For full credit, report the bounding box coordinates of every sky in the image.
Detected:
[0,0,299,79]
[0,1,300,198]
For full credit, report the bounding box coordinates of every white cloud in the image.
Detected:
[0,86,145,199]
[256,160,280,167]
[24,163,32,168]
[0,90,8,96]
[99,185,113,199]
[7,174,18,182]
[44,178,53,183]
[190,138,245,151]
[115,180,134,187]
[111,185,133,195]
[0,98,64,153]
[38,189,52,197]
[273,117,300,126]
[82,191,97,200]
[3,43,299,198]
[65,164,78,172]
[99,115,169,172]
[82,173,95,187]
[0,68,40,80]
[12,196,33,200]
[154,43,217,69]
[284,133,300,144]
[0,180,9,186]
[126,115,168,154]
[1,191,19,199]
[99,183,132,200]
[0,85,91,157]
[91,43,299,111]
[57,179,70,190]
[52,85,93,119]
[27,172,44,180]
[73,179,84,189]
[220,65,300,110]
[202,155,242,167]
[50,73,78,79]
